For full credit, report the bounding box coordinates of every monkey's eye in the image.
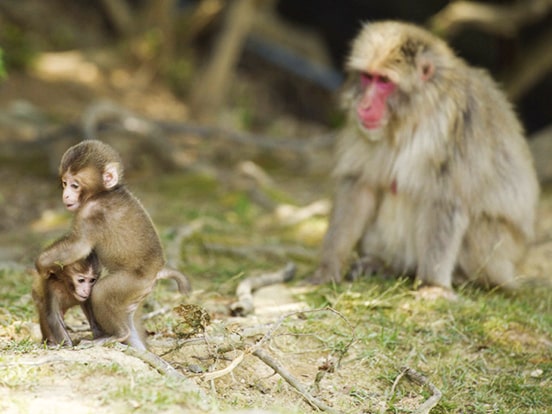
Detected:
[378,75,391,84]
[90,278,97,284]
[62,180,67,188]
[71,183,80,190]
[360,72,374,86]
[77,278,85,283]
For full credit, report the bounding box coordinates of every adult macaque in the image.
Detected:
[32,254,100,347]
[312,21,539,295]
[36,140,189,350]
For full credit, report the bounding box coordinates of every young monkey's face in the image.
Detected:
[61,172,82,212]
[69,268,97,302]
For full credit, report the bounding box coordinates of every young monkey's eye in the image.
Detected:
[71,183,79,190]
[379,75,391,83]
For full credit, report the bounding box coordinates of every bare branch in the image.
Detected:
[230,262,296,316]
[191,0,258,115]
[113,343,213,409]
[429,0,552,38]
[379,368,407,414]
[385,366,442,414]
[501,26,552,100]
[202,351,245,381]
[252,348,340,414]
[406,367,442,414]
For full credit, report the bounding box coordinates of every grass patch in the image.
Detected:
[1,171,550,413]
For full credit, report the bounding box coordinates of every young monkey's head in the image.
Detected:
[59,140,124,211]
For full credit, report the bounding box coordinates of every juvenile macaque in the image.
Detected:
[313,21,539,294]
[32,253,100,347]
[36,140,189,350]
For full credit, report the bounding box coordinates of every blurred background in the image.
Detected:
[0,0,551,266]
[0,1,549,128]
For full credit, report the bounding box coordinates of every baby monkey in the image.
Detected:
[33,253,189,347]
[32,253,100,347]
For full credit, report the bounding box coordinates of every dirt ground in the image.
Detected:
[0,52,551,414]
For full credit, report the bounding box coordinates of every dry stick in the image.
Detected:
[402,367,442,414]
[379,368,408,414]
[199,313,292,381]
[252,348,340,414]
[383,366,442,414]
[199,307,348,381]
[247,308,350,413]
[198,307,351,412]
[230,262,296,316]
[114,343,213,410]
[115,343,188,382]
[202,351,245,381]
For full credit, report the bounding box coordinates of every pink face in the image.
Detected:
[61,173,82,212]
[70,269,97,302]
[356,73,396,129]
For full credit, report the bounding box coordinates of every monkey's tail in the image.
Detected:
[156,268,191,294]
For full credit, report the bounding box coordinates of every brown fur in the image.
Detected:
[32,254,100,346]
[36,140,166,349]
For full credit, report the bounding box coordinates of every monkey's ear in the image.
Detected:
[418,56,435,82]
[103,162,120,189]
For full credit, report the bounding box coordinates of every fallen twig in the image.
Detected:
[383,366,442,414]
[230,262,296,316]
[115,343,187,382]
[379,368,407,414]
[202,351,245,381]
[194,307,352,413]
[403,367,442,414]
[253,348,340,414]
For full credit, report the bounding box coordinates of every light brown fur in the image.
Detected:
[313,21,539,292]
[36,140,173,349]
[32,254,100,347]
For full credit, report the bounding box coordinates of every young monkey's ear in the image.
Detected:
[103,162,120,189]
